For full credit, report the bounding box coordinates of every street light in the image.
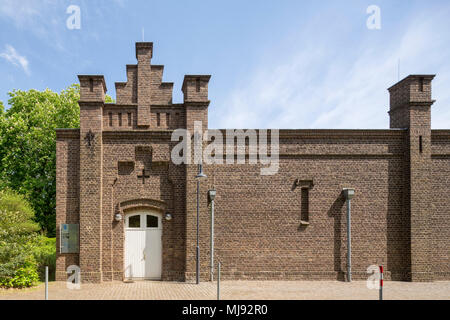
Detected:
[343,188,355,282]
[196,164,207,284]
[208,189,216,281]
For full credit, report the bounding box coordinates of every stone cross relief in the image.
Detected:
[137,168,150,184]
[117,146,168,185]
[135,146,153,184]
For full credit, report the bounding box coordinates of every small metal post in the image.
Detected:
[210,198,215,282]
[379,265,383,301]
[347,198,352,282]
[196,178,200,285]
[45,266,48,300]
[195,164,207,285]
[217,262,221,300]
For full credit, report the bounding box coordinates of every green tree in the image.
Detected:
[0,85,114,236]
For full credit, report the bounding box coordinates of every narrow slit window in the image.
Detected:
[419,135,423,153]
[196,78,200,92]
[89,78,94,92]
[157,113,161,126]
[166,113,170,128]
[128,112,132,126]
[108,112,113,127]
[301,188,309,223]
[419,77,424,92]
[118,113,122,127]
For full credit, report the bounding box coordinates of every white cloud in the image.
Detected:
[0,44,30,75]
[0,0,67,50]
[0,0,44,26]
[212,6,450,130]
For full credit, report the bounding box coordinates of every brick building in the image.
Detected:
[56,42,450,283]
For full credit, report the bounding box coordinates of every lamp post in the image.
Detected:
[195,164,207,284]
[208,189,216,281]
[343,188,355,282]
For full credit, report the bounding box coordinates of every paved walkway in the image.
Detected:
[1,280,449,300]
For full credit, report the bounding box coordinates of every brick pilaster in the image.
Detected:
[136,42,153,127]
[182,75,211,280]
[78,75,106,282]
[389,75,435,281]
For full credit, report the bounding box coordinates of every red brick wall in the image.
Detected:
[55,44,450,283]
[100,134,186,281]
[187,132,409,281]
[55,131,80,281]
[431,131,450,280]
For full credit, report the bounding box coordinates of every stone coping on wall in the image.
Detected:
[119,198,168,214]
[55,128,80,139]
[103,103,184,109]
[100,129,407,138]
[56,128,450,144]
[432,130,450,137]
[387,74,435,91]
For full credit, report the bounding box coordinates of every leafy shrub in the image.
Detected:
[0,188,41,288]
[32,237,56,281]
[0,262,39,288]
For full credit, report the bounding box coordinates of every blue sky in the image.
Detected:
[1,0,449,129]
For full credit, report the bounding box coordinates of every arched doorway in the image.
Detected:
[124,210,162,280]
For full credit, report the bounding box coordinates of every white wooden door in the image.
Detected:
[124,211,162,279]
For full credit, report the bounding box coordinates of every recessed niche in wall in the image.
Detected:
[293,179,314,226]
[151,161,169,170]
[301,188,310,225]
[118,161,135,175]
[135,146,152,169]
[294,179,314,189]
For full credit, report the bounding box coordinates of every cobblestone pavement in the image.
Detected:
[1,280,449,300]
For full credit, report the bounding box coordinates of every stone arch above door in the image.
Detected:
[119,198,167,215]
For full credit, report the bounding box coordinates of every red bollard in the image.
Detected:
[379,265,383,300]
